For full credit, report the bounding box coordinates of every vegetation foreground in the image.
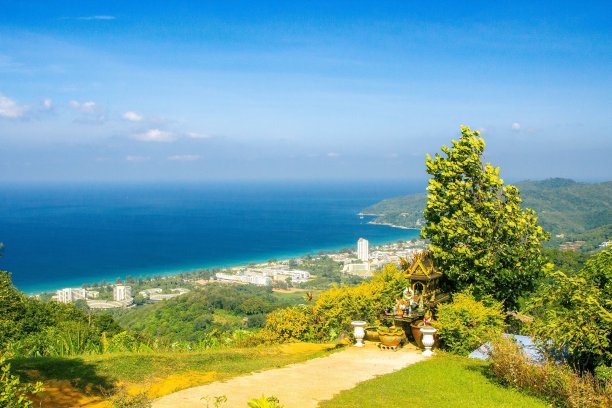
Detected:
[320,354,548,408]
[10,343,336,407]
[1,126,610,407]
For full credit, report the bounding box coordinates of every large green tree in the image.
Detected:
[0,271,28,348]
[421,126,549,309]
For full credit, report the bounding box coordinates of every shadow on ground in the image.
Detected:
[11,356,115,407]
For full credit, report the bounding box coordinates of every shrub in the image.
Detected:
[202,395,227,408]
[0,351,44,408]
[436,291,504,355]
[595,365,612,381]
[110,391,151,408]
[1,271,123,358]
[259,263,408,343]
[259,306,315,343]
[313,263,407,339]
[527,248,611,372]
[377,326,404,336]
[247,395,283,408]
[489,336,612,407]
[108,332,139,353]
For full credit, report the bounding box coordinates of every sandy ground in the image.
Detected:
[271,287,309,293]
[153,342,424,408]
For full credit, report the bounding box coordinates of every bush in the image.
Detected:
[110,391,151,408]
[436,291,504,355]
[313,263,407,340]
[528,248,611,372]
[108,332,139,353]
[258,306,315,343]
[258,263,408,343]
[595,365,612,381]
[0,351,43,408]
[489,336,612,407]
[247,395,283,408]
[1,271,124,358]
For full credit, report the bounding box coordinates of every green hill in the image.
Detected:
[362,178,611,252]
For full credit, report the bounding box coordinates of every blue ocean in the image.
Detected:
[0,181,422,294]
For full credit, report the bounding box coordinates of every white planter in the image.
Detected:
[420,326,437,356]
[351,321,367,347]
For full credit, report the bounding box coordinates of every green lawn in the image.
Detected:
[320,354,548,408]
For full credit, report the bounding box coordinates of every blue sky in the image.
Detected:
[1,1,611,182]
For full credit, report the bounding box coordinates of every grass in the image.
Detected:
[319,353,548,408]
[272,289,319,305]
[11,343,337,407]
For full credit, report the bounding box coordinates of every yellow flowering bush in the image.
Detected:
[436,291,504,355]
[258,306,315,343]
[261,263,408,342]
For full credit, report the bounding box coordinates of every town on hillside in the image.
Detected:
[51,238,427,308]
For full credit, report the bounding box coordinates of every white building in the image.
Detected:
[215,272,272,286]
[343,263,371,275]
[138,288,163,297]
[357,238,369,262]
[56,287,97,303]
[244,274,273,286]
[56,288,83,303]
[259,268,311,283]
[113,285,132,302]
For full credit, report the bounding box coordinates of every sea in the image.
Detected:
[0,181,423,294]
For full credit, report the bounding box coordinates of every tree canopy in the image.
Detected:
[528,248,611,372]
[421,126,550,309]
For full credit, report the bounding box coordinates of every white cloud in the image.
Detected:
[511,122,521,131]
[69,100,96,113]
[327,152,340,158]
[125,155,150,162]
[77,15,116,21]
[133,128,175,142]
[122,111,143,122]
[42,98,53,110]
[168,154,200,161]
[0,94,27,118]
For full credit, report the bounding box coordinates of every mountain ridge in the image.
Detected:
[362,178,612,252]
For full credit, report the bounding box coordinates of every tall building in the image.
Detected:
[56,287,88,303]
[357,238,369,261]
[113,285,132,302]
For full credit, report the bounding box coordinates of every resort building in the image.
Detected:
[55,287,99,303]
[113,285,132,302]
[215,272,272,286]
[138,288,163,297]
[259,267,311,283]
[357,237,369,261]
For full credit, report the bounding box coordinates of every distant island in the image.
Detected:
[362,178,612,252]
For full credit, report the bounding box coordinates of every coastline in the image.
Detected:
[24,227,420,295]
[368,220,417,230]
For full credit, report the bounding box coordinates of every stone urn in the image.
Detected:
[420,326,437,356]
[351,321,367,347]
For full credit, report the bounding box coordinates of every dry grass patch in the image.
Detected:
[11,343,337,406]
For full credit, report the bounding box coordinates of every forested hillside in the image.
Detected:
[112,283,305,343]
[362,178,611,251]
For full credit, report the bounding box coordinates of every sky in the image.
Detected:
[0,1,611,183]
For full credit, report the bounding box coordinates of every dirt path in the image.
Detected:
[153,343,424,408]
